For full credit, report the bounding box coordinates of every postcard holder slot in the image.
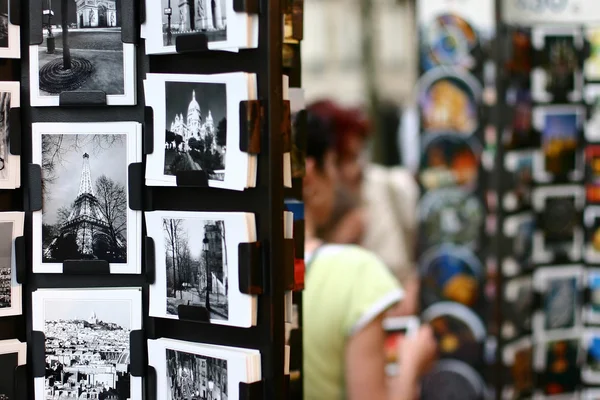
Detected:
[233,0,261,14]
[129,330,146,377]
[175,33,210,54]
[240,100,264,155]
[9,0,20,25]
[9,107,20,156]
[14,365,28,400]
[31,331,46,378]
[239,242,263,295]
[282,100,292,153]
[26,164,43,212]
[584,287,591,305]
[59,91,108,107]
[63,260,110,274]
[145,236,156,284]
[121,0,137,44]
[29,0,43,45]
[532,292,542,312]
[129,162,144,211]
[175,170,209,187]
[145,365,157,400]
[283,238,295,290]
[293,220,305,259]
[143,106,154,155]
[177,305,211,323]
[14,236,26,284]
[240,380,265,400]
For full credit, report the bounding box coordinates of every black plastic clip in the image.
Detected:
[584,287,592,305]
[177,305,210,323]
[175,33,209,54]
[234,0,261,14]
[9,107,20,156]
[31,331,46,378]
[145,236,156,284]
[121,0,137,44]
[63,260,110,275]
[283,238,295,291]
[240,100,264,155]
[139,0,147,25]
[532,292,542,312]
[145,365,157,400]
[282,100,292,153]
[26,164,43,212]
[240,380,265,400]
[9,0,20,25]
[128,162,144,211]
[239,242,263,295]
[14,236,25,284]
[14,365,28,400]
[176,170,209,187]
[29,0,43,45]
[59,91,108,107]
[129,330,146,377]
[143,106,154,155]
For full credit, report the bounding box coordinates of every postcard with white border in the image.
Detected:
[32,288,142,400]
[146,210,257,328]
[31,122,142,274]
[0,339,26,400]
[144,0,259,55]
[28,1,136,107]
[148,337,261,399]
[144,72,257,191]
[0,1,20,59]
[0,212,23,318]
[0,82,20,189]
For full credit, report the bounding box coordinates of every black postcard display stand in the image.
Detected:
[0,0,296,398]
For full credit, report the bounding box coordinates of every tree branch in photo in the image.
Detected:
[95,175,127,250]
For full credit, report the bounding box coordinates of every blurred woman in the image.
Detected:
[302,108,437,400]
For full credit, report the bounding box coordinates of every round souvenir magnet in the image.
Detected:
[418,67,482,136]
[421,13,479,71]
[422,302,486,365]
[418,188,484,250]
[420,360,485,400]
[419,244,483,309]
[419,133,481,191]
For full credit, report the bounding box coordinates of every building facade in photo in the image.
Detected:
[177,0,225,32]
[75,0,118,28]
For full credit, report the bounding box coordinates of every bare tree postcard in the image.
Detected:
[29,0,135,106]
[31,122,142,274]
[146,210,257,327]
[0,0,20,58]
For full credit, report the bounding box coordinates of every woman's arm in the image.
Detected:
[345,317,437,400]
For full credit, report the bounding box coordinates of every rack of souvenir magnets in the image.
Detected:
[0,0,298,398]
[412,0,496,398]
[495,2,600,399]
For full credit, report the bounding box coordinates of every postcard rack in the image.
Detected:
[0,0,297,398]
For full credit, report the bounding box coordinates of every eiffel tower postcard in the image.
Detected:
[31,122,142,274]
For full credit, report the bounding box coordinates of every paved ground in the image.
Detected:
[168,289,228,320]
[37,30,125,95]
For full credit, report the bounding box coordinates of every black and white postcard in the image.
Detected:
[0,0,20,58]
[32,288,142,400]
[0,212,23,318]
[144,72,257,191]
[533,266,584,341]
[31,122,142,274]
[143,0,258,54]
[0,82,20,189]
[0,339,26,400]
[146,211,257,327]
[29,0,136,106]
[148,338,261,399]
[502,212,535,277]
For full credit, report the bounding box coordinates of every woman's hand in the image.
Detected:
[398,324,438,379]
